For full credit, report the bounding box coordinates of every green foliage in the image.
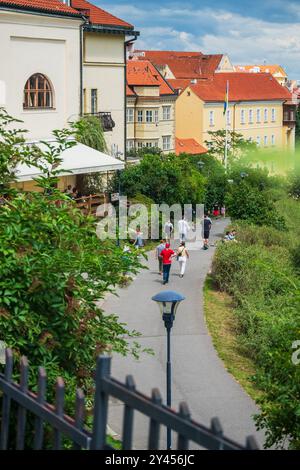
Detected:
[110,153,206,206]
[205,129,257,166]
[71,115,108,195]
[211,218,300,449]
[0,111,144,418]
[126,146,163,159]
[225,167,286,230]
[288,170,300,200]
[72,115,107,152]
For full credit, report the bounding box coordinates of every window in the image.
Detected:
[126,139,135,151]
[264,108,268,122]
[264,135,268,146]
[145,142,155,148]
[162,135,171,151]
[271,134,275,146]
[249,109,253,124]
[23,73,53,109]
[256,136,261,146]
[91,89,98,114]
[146,110,153,123]
[226,109,231,126]
[137,110,143,123]
[162,106,171,120]
[209,110,214,126]
[271,108,276,122]
[256,108,261,123]
[241,109,245,124]
[154,109,159,123]
[137,141,143,149]
[126,108,134,123]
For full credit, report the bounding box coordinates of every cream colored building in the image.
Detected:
[126,60,176,154]
[176,72,295,152]
[234,64,288,87]
[74,0,139,158]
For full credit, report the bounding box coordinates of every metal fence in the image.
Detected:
[0,349,259,450]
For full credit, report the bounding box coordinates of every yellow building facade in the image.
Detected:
[175,73,295,153]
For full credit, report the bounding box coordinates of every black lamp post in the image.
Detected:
[151,290,185,450]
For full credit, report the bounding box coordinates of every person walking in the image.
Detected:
[203,214,212,250]
[164,220,173,242]
[221,206,226,218]
[178,216,190,242]
[156,239,165,275]
[177,241,189,278]
[160,243,175,285]
[134,227,144,249]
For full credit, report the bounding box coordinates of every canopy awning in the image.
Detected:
[15,142,124,182]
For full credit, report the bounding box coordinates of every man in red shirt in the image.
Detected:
[159,243,175,285]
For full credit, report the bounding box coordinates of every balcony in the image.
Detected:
[283,104,296,126]
[84,112,115,132]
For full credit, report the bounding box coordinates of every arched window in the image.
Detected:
[23,74,53,109]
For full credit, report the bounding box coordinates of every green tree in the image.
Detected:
[72,115,108,194]
[205,129,257,167]
[0,111,144,414]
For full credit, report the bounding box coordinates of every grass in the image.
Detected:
[203,275,263,402]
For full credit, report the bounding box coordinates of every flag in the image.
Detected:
[223,80,229,115]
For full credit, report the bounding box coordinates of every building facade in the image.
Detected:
[175,73,295,152]
[73,0,139,158]
[126,60,176,154]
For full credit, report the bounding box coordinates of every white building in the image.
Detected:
[0,0,137,191]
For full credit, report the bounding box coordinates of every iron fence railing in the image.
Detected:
[0,349,259,450]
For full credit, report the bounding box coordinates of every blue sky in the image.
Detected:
[99,0,300,79]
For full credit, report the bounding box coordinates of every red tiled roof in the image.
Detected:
[176,138,207,155]
[134,50,223,79]
[71,0,133,28]
[0,0,79,16]
[127,60,175,96]
[126,84,136,96]
[234,64,287,77]
[189,73,292,102]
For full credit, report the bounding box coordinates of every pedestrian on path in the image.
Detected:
[178,216,190,242]
[176,241,189,278]
[156,239,166,275]
[164,220,173,242]
[160,243,175,285]
[133,226,144,249]
[203,214,212,250]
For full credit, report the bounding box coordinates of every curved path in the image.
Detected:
[102,218,265,449]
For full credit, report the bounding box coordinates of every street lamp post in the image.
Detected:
[151,290,185,450]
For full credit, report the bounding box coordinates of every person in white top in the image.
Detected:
[178,217,190,242]
[164,220,174,241]
[177,241,189,278]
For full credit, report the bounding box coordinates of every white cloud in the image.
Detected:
[99,2,300,78]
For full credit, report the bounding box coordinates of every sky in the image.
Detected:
[99,0,300,80]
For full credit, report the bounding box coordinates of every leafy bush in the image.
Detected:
[211,227,300,449]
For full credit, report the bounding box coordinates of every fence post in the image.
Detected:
[148,388,162,450]
[91,355,111,450]
[122,375,136,450]
[16,356,29,450]
[211,417,224,450]
[0,349,13,450]
[177,402,191,450]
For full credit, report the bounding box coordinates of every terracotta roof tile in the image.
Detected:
[0,0,79,16]
[176,138,207,155]
[71,0,133,28]
[127,60,175,96]
[134,50,223,79]
[189,73,292,102]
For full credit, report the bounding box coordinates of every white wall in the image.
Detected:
[83,33,125,157]
[0,10,81,140]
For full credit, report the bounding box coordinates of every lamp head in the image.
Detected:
[152,291,185,327]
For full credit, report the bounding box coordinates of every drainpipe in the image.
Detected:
[124,33,139,162]
[79,15,89,116]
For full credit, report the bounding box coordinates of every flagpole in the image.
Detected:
[224,80,229,171]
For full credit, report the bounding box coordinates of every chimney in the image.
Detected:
[191,79,197,84]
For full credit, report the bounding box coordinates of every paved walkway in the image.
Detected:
[102,218,265,449]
